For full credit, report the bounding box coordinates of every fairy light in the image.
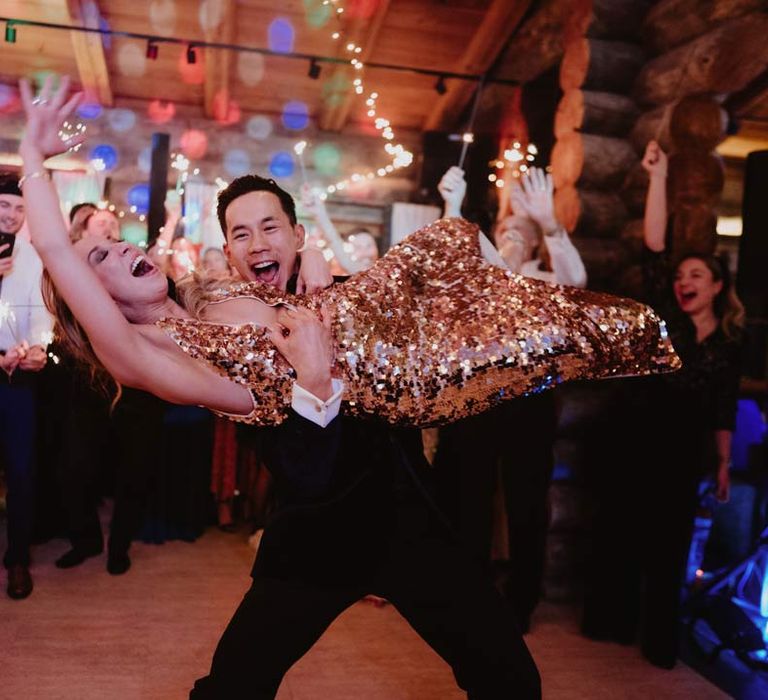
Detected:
[492,140,539,190]
[316,2,414,197]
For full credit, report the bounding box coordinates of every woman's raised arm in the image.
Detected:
[18,77,158,387]
[641,140,668,253]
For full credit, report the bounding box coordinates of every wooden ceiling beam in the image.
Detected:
[423,0,533,132]
[318,0,391,133]
[64,0,113,106]
[204,0,236,119]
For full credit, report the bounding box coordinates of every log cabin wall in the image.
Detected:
[551,0,651,292]
[625,0,768,290]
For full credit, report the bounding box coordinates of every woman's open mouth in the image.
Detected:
[130,255,155,277]
[251,260,279,284]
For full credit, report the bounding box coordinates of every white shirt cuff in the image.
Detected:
[291,378,344,428]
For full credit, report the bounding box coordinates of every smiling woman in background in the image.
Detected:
[582,140,745,670]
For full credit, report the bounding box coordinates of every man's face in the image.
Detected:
[0,193,25,235]
[85,210,121,241]
[223,191,304,291]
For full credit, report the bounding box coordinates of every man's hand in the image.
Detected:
[18,344,47,372]
[0,245,13,275]
[437,167,466,218]
[268,305,334,400]
[297,248,333,294]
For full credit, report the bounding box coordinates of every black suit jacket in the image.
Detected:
[249,275,448,585]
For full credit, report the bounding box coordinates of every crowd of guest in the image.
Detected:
[0,138,762,676]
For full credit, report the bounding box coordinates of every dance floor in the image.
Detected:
[1,525,728,699]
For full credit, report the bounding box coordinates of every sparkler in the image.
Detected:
[294,141,308,185]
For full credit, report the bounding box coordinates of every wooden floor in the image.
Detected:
[1,527,729,700]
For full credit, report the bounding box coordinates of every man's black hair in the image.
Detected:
[216,175,297,235]
[69,201,96,223]
[0,172,21,198]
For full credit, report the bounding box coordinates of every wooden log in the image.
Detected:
[555,185,629,237]
[669,94,727,152]
[633,13,768,106]
[544,531,585,602]
[620,162,650,217]
[672,203,719,255]
[641,0,765,53]
[619,218,645,256]
[571,236,632,288]
[588,0,655,41]
[560,38,646,93]
[554,89,640,138]
[630,104,672,154]
[551,132,637,189]
[668,151,725,207]
[494,0,579,83]
[549,482,588,532]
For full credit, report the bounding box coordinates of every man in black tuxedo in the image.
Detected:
[190,175,540,699]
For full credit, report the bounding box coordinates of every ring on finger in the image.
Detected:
[32,97,48,106]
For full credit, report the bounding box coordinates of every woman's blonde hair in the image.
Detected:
[175,271,238,319]
[41,268,121,404]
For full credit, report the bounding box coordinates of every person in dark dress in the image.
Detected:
[582,140,744,668]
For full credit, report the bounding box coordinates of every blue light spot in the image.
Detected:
[268,18,294,54]
[269,152,294,179]
[77,102,103,120]
[224,149,251,178]
[282,101,309,130]
[127,183,151,215]
[88,144,118,171]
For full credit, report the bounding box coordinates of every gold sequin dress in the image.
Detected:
[158,218,680,427]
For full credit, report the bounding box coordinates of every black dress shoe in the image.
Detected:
[107,552,131,576]
[7,564,33,600]
[55,545,103,569]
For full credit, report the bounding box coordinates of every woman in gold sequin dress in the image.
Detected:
[20,79,680,430]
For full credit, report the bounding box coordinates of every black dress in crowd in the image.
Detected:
[582,247,742,668]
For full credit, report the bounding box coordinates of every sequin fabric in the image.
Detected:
[157,218,681,427]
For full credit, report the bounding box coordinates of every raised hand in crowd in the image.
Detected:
[437,166,467,219]
[510,167,559,235]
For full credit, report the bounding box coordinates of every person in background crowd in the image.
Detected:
[70,206,121,243]
[581,140,744,669]
[201,247,233,280]
[68,201,96,231]
[432,165,586,632]
[300,185,379,274]
[0,172,53,599]
[494,166,587,287]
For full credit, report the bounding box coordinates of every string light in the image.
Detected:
[316,1,413,197]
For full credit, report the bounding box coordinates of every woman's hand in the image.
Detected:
[642,140,668,179]
[716,462,731,503]
[18,75,83,160]
[297,247,333,294]
[514,167,558,233]
[300,184,327,219]
[437,167,466,218]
